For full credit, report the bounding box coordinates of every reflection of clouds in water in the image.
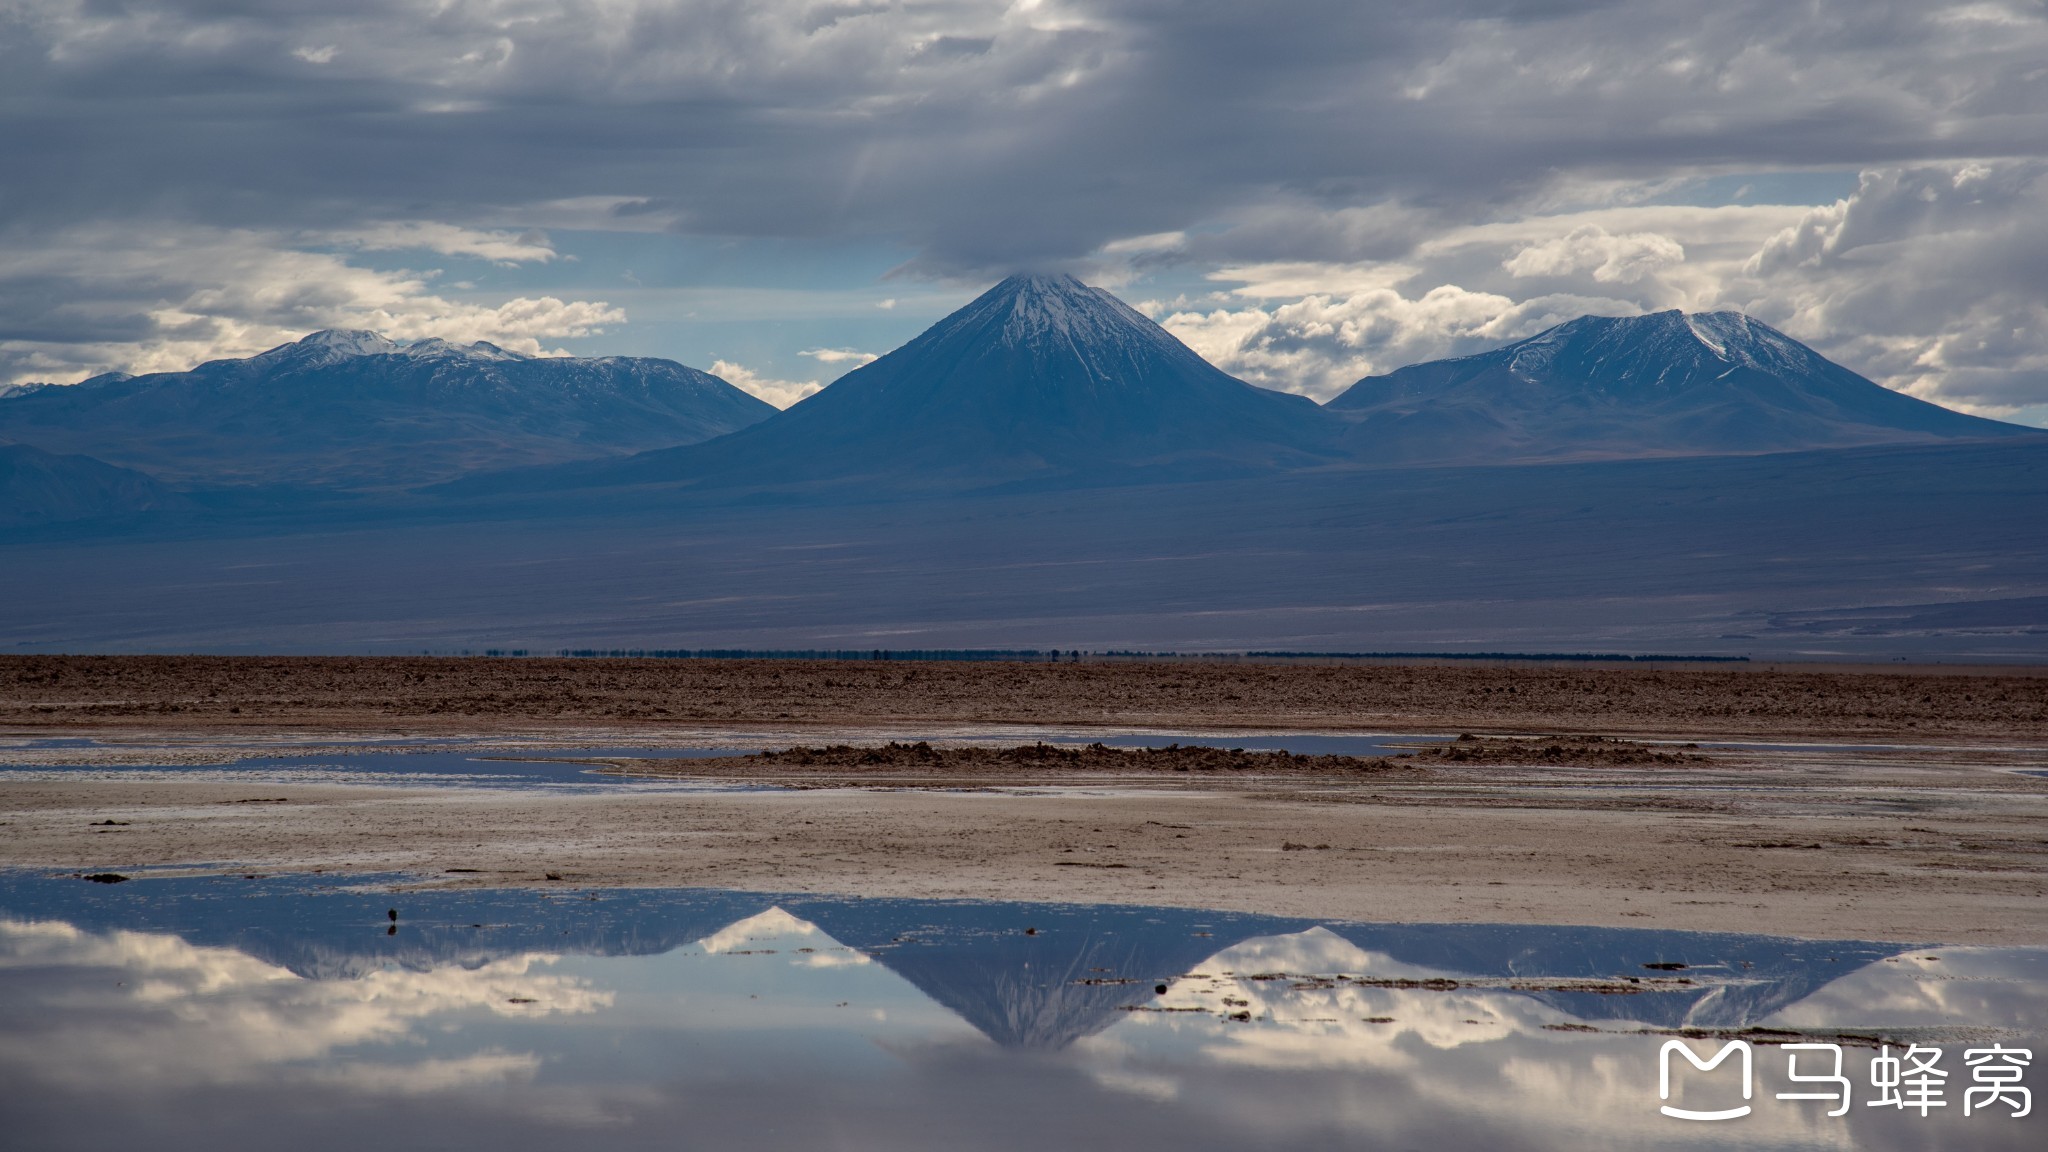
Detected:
[308,1051,541,1095]
[1072,1033,1181,1101]
[797,950,871,969]
[1090,1066,1182,1102]
[1498,1044,1856,1152]
[0,918,608,1092]
[1768,949,2048,1032]
[0,908,2030,1150]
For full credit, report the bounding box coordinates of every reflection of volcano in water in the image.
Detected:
[0,872,1909,1045]
[786,899,1292,1049]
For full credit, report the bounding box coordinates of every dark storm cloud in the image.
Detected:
[4,0,2042,269]
[3,1,2046,411]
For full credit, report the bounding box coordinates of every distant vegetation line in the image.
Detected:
[436,648,1751,664]
[1243,651,1752,663]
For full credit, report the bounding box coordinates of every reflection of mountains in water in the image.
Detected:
[1315,923,1903,1031]
[0,873,1908,1046]
[0,873,780,981]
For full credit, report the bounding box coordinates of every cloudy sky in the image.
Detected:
[3,0,2045,422]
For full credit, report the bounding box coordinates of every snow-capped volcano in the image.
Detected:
[478,273,1342,494]
[0,330,776,489]
[1326,310,2029,460]
[784,272,1334,465]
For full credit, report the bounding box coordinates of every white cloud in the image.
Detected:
[1735,161,2048,412]
[1098,231,1186,256]
[0,223,623,385]
[1163,285,1541,399]
[328,222,558,264]
[1502,226,1685,284]
[799,347,880,366]
[708,360,822,409]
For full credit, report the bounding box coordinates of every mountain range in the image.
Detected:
[1,872,1900,1048]
[11,274,2029,505]
[3,274,2043,658]
[0,330,774,490]
[445,275,2031,498]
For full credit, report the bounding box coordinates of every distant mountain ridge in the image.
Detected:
[0,442,183,526]
[446,285,2035,500]
[0,331,776,489]
[1327,310,2027,461]
[4,287,2036,514]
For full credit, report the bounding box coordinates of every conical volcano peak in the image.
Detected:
[938,272,1179,357]
[985,271,1096,306]
[996,271,1089,293]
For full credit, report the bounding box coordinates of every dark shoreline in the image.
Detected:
[4,655,2044,742]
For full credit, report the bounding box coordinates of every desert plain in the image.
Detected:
[2,655,2044,945]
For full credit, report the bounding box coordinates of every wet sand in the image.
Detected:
[2,657,2045,944]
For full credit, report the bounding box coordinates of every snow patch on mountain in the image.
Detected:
[1683,313,1728,358]
[400,337,530,362]
[939,273,1184,365]
[279,329,400,358]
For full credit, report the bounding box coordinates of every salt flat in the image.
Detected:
[4,658,2042,945]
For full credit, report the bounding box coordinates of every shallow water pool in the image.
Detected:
[0,871,2038,1150]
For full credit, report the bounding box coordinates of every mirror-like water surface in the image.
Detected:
[0,872,2038,1150]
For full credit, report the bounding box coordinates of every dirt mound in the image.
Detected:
[1410,734,1709,766]
[606,740,1420,781]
